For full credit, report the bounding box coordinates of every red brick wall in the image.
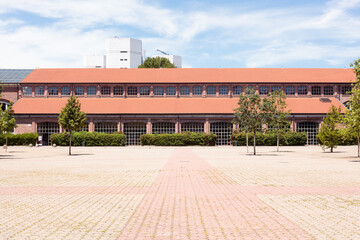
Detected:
[2,85,18,103]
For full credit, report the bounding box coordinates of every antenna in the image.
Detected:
[156,49,169,55]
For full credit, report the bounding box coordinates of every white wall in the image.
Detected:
[105,38,142,68]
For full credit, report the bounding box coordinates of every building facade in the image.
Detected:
[10,68,353,146]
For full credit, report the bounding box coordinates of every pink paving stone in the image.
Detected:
[116,149,313,240]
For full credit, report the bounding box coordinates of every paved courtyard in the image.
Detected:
[0,145,359,239]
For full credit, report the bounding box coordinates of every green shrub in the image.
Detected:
[140,132,217,146]
[0,133,38,146]
[51,131,126,146]
[232,131,307,146]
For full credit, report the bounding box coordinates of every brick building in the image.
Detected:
[6,68,353,145]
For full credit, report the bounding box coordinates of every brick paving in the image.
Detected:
[0,146,359,239]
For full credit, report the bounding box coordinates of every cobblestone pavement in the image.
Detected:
[0,146,359,239]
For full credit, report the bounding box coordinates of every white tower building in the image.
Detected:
[105,37,143,68]
[152,54,182,68]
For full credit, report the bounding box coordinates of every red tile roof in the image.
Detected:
[13,97,345,115]
[21,68,355,84]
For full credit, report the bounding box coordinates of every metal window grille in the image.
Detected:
[192,86,202,95]
[23,86,32,95]
[180,86,190,95]
[324,86,333,95]
[181,122,204,133]
[342,86,351,95]
[37,122,59,146]
[298,86,307,95]
[259,86,269,95]
[233,86,242,95]
[154,87,164,96]
[152,122,175,134]
[79,123,89,132]
[140,87,150,95]
[296,122,319,145]
[35,87,44,96]
[61,87,70,95]
[87,86,97,95]
[101,86,111,95]
[114,86,123,95]
[166,87,176,96]
[206,86,216,95]
[94,122,118,133]
[285,86,295,95]
[311,86,321,95]
[267,122,291,131]
[75,87,84,95]
[219,86,229,95]
[128,86,138,95]
[210,122,232,145]
[124,122,147,145]
[271,86,281,92]
[48,87,58,95]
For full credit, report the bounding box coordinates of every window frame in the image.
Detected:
[113,86,123,96]
[87,86,97,96]
[180,86,190,96]
[192,86,202,95]
[61,86,71,96]
[22,86,32,96]
[140,86,150,96]
[35,86,44,96]
[75,86,85,96]
[127,86,138,96]
[298,86,307,95]
[285,86,295,95]
[166,86,176,96]
[219,86,229,95]
[154,87,164,96]
[206,86,216,95]
[101,86,111,95]
[259,86,269,95]
[48,87,59,96]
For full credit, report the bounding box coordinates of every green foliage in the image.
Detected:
[233,87,274,154]
[58,96,87,133]
[350,58,360,83]
[317,105,343,152]
[138,56,176,68]
[0,102,17,146]
[50,131,126,146]
[232,131,307,146]
[0,133,38,145]
[140,132,217,146]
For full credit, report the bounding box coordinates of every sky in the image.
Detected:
[1,0,360,69]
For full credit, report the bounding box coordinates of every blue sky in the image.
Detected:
[1,0,360,68]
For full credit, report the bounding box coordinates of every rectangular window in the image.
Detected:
[180,86,190,95]
[154,87,164,96]
[271,86,281,92]
[324,86,333,95]
[101,86,111,95]
[342,86,351,95]
[87,86,97,95]
[219,86,229,95]
[128,86,138,95]
[311,86,321,95]
[114,86,123,95]
[75,86,85,96]
[35,86,44,96]
[120,51,127,53]
[166,87,176,96]
[61,87,71,95]
[285,86,295,95]
[259,86,269,95]
[206,86,216,95]
[233,86,242,95]
[48,87,58,95]
[192,86,202,95]
[140,87,150,95]
[23,86,32,96]
[298,86,307,95]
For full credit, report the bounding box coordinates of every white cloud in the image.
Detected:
[0,0,359,68]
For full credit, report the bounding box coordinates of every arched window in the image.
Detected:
[140,87,150,95]
[87,86,97,95]
[192,86,202,95]
[154,87,164,96]
[75,86,84,95]
[181,122,204,133]
[180,86,190,95]
[206,86,216,95]
[259,86,269,95]
[61,87,71,95]
[166,87,176,96]
[233,86,242,95]
[285,86,295,95]
[101,86,111,95]
[128,86,138,95]
[114,86,123,95]
[271,86,281,92]
[23,86,32,96]
[152,122,175,134]
[48,87,58,95]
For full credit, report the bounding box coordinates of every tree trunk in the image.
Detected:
[246,131,249,153]
[5,132,8,152]
[277,129,280,152]
[253,130,256,155]
[69,131,72,156]
[331,147,333,153]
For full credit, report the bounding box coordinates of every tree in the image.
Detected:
[317,105,343,152]
[269,90,291,152]
[233,87,273,155]
[0,102,17,151]
[58,96,86,155]
[138,56,176,68]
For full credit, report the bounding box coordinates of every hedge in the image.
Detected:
[232,131,307,146]
[140,132,217,146]
[50,131,126,146]
[0,133,38,146]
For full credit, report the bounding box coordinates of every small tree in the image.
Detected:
[58,96,86,155]
[0,102,17,151]
[233,87,273,155]
[317,105,342,152]
[269,90,291,152]
[138,56,176,68]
